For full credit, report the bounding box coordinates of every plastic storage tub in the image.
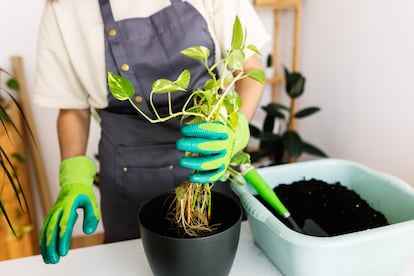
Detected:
[231,159,414,276]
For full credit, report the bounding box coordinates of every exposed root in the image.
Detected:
[167,180,219,237]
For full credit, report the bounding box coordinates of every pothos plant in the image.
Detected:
[108,16,264,237]
[0,68,31,239]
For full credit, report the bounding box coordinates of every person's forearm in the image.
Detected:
[57,109,91,160]
[236,54,265,121]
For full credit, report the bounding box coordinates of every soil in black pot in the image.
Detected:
[140,192,241,238]
[255,178,389,236]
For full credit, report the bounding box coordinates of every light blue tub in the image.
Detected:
[231,159,414,276]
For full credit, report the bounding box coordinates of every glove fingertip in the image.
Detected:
[189,165,226,184]
[189,174,211,184]
[179,157,201,171]
[49,255,60,264]
[59,233,71,257]
[83,218,99,234]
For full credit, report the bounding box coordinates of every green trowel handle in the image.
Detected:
[243,167,289,217]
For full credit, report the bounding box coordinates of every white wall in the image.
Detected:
[1,0,414,237]
[298,0,414,184]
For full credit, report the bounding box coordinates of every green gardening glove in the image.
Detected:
[176,112,249,183]
[39,156,100,264]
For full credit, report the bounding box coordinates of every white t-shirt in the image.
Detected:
[35,0,270,109]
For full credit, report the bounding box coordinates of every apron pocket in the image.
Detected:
[115,143,189,205]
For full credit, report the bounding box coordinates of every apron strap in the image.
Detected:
[98,0,151,113]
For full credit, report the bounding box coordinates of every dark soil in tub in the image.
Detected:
[255,178,389,236]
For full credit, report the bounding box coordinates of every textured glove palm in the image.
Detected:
[176,112,249,183]
[39,156,100,264]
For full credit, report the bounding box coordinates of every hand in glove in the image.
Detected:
[176,112,249,183]
[39,156,100,264]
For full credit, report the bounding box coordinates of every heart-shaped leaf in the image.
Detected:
[152,79,186,94]
[246,69,265,84]
[228,49,245,70]
[181,46,210,61]
[175,70,191,90]
[107,72,134,100]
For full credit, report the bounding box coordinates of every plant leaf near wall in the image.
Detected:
[247,67,328,166]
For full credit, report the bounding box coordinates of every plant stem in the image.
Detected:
[127,98,207,123]
[207,71,244,121]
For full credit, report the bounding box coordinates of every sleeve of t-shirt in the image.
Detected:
[34,3,91,109]
[209,0,271,59]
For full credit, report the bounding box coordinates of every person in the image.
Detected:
[35,0,270,264]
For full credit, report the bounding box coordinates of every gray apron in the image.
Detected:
[98,0,235,243]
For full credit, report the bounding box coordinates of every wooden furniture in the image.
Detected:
[0,56,53,260]
[0,89,39,260]
[254,0,302,129]
[11,56,52,216]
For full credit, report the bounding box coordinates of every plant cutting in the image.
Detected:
[108,16,264,238]
[0,68,32,239]
[248,67,327,165]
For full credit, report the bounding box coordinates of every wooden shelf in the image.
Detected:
[254,0,301,10]
[254,0,302,130]
[0,102,39,260]
[265,75,284,85]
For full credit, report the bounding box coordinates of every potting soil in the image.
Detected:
[256,178,389,236]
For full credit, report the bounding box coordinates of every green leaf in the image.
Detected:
[263,114,276,132]
[248,124,261,137]
[223,90,242,114]
[231,16,244,49]
[11,153,25,164]
[200,89,213,114]
[229,112,239,130]
[204,79,215,90]
[247,44,262,56]
[6,79,19,91]
[230,151,251,166]
[175,70,191,89]
[258,132,280,142]
[283,67,306,98]
[302,141,328,157]
[266,54,272,67]
[181,46,210,61]
[0,200,16,237]
[107,72,134,100]
[262,103,288,119]
[294,107,320,118]
[246,69,265,84]
[152,79,186,94]
[282,130,303,159]
[228,49,245,70]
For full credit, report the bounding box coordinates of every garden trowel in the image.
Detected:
[239,164,328,237]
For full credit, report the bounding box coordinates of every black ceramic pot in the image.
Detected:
[138,191,242,276]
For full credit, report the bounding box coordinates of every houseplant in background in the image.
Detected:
[108,16,264,275]
[0,68,32,240]
[248,67,327,166]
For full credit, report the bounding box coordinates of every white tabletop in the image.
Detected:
[0,222,281,276]
[1,221,414,276]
